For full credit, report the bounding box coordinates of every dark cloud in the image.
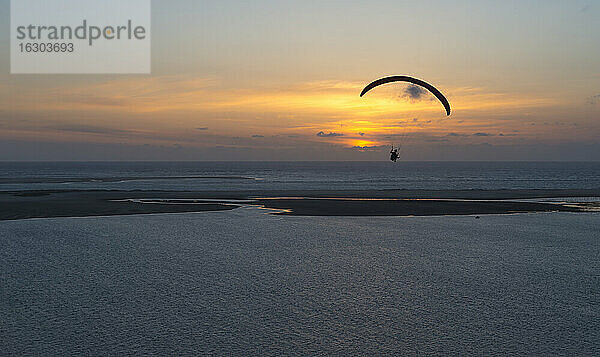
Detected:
[402,119,432,127]
[445,132,503,138]
[349,145,386,152]
[252,135,265,138]
[587,94,600,105]
[447,132,468,137]
[386,133,411,137]
[317,131,344,137]
[498,133,518,137]
[196,127,209,131]
[358,132,365,136]
[473,132,495,137]
[403,85,428,100]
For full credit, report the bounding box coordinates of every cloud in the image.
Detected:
[445,132,504,138]
[252,135,265,138]
[587,94,600,105]
[349,145,386,152]
[317,131,344,137]
[403,119,432,127]
[64,95,131,107]
[196,127,209,131]
[403,85,428,100]
[473,132,495,137]
[358,132,365,136]
[50,124,131,135]
[580,3,592,13]
[447,132,468,137]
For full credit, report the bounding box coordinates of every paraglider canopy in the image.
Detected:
[360,75,451,116]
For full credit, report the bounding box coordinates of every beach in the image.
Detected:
[1,188,599,220]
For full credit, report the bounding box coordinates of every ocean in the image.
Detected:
[1,161,600,192]
[1,162,599,355]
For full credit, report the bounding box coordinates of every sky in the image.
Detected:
[1,0,599,161]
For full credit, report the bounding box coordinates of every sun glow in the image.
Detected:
[0,76,568,150]
[348,139,379,148]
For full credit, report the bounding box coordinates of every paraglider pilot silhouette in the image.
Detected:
[390,146,399,162]
[360,76,451,162]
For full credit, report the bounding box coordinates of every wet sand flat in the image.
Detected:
[0,189,597,220]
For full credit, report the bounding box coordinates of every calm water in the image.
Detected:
[1,161,600,191]
[2,162,599,355]
[1,209,599,355]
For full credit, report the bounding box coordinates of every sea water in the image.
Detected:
[1,161,600,192]
[1,209,599,355]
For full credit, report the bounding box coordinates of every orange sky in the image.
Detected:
[1,0,599,160]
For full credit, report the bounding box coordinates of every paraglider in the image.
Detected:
[360,75,451,116]
[360,75,451,162]
[390,146,399,162]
